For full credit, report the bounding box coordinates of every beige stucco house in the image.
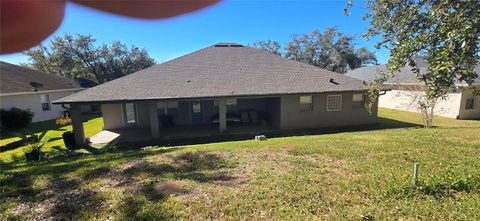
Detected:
[347,59,480,119]
[0,61,90,122]
[54,43,378,146]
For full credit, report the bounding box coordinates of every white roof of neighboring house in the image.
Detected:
[346,58,480,86]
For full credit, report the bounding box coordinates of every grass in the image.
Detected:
[1,108,479,220]
[0,116,103,163]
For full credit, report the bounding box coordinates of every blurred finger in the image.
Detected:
[72,0,219,19]
[0,0,66,54]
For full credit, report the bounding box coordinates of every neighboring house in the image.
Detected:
[54,43,378,146]
[346,58,480,119]
[0,61,89,122]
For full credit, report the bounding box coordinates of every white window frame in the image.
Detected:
[299,96,313,111]
[40,94,51,111]
[122,103,138,126]
[327,95,342,112]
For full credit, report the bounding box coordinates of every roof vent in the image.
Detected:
[30,81,44,88]
[214,43,244,47]
[329,78,339,85]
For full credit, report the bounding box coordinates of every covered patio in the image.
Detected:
[89,123,278,145]
[68,96,281,147]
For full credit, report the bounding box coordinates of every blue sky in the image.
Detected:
[0,0,389,65]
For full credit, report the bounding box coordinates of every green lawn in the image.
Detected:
[0,116,103,163]
[1,108,479,220]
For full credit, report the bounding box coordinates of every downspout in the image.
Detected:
[378,90,389,96]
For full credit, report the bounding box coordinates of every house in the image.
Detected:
[0,61,94,122]
[53,43,378,146]
[346,58,480,119]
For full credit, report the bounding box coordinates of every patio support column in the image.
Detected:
[149,101,160,139]
[218,98,227,133]
[70,103,86,147]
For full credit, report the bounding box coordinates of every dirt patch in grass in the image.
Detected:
[151,181,190,197]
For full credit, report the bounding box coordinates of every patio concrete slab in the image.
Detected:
[89,130,120,144]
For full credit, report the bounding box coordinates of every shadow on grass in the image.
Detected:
[0,149,235,220]
[0,113,101,142]
[0,120,59,140]
[376,116,422,129]
[113,151,236,220]
[47,137,63,142]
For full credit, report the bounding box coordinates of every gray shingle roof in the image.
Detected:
[0,61,82,94]
[346,58,480,86]
[54,43,367,104]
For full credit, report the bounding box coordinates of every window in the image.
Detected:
[40,94,50,111]
[299,96,313,111]
[192,102,202,113]
[352,93,365,109]
[122,103,137,126]
[327,95,342,111]
[465,93,475,110]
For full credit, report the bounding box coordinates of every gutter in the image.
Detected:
[52,89,371,105]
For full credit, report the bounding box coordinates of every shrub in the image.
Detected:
[0,108,34,129]
[56,116,72,126]
[15,130,47,161]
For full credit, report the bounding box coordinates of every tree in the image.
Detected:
[24,34,156,84]
[250,40,283,56]
[252,28,377,73]
[348,0,480,127]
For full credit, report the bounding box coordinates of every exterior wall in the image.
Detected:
[101,103,123,130]
[379,90,463,118]
[101,102,151,130]
[279,93,377,130]
[0,90,81,122]
[458,87,480,119]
